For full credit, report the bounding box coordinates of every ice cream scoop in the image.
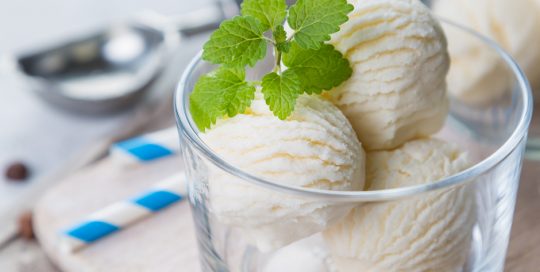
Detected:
[323,138,476,272]
[328,0,449,151]
[202,93,366,252]
[433,0,540,104]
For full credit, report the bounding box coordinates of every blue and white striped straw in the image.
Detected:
[61,173,186,252]
[110,127,180,166]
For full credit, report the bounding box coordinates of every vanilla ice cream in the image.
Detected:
[202,93,366,252]
[324,138,476,272]
[434,0,540,103]
[328,0,449,151]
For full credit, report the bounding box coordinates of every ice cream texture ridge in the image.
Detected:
[323,138,476,272]
[193,0,476,268]
[202,94,365,251]
[328,0,450,151]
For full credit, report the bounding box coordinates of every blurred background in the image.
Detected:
[0,0,538,271]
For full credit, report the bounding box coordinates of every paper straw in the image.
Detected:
[109,127,179,165]
[60,173,186,252]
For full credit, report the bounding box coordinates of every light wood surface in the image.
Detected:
[33,156,200,272]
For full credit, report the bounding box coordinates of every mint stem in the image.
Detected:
[273,44,282,74]
[275,50,282,74]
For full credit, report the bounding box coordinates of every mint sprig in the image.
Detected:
[192,0,354,131]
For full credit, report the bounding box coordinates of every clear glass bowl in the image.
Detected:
[174,20,533,272]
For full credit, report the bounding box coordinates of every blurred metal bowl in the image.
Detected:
[18,23,168,114]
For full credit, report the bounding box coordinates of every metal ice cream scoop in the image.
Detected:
[16,0,239,114]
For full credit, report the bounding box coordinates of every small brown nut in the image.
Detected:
[5,162,30,181]
[18,211,34,240]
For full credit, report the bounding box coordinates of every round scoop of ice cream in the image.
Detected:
[328,0,450,151]
[323,138,476,272]
[202,93,366,252]
[434,0,540,103]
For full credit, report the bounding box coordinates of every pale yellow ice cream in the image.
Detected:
[328,0,450,151]
[202,93,366,252]
[324,138,476,272]
[434,0,540,103]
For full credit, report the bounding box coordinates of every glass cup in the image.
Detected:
[174,20,533,272]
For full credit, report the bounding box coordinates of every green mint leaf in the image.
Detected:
[261,69,301,119]
[217,67,257,117]
[192,1,356,127]
[283,42,352,94]
[288,0,353,49]
[190,66,256,131]
[274,25,287,43]
[203,16,267,67]
[274,25,291,53]
[277,41,291,53]
[241,0,287,30]
[190,94,222,132]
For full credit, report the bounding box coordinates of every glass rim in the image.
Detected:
[174,19,533,202]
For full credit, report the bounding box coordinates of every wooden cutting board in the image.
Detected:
[33,156,200,272]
